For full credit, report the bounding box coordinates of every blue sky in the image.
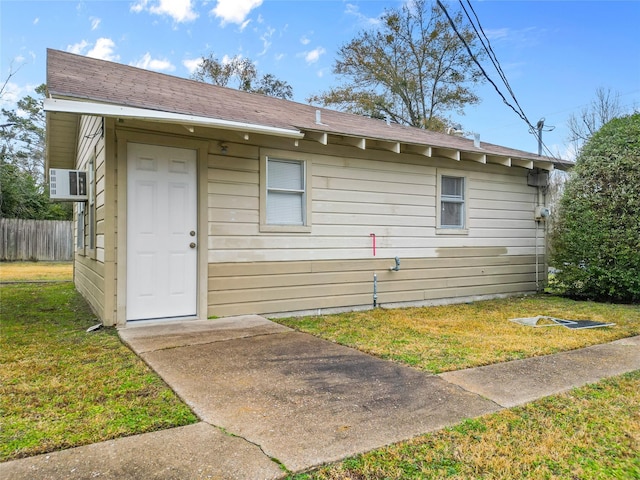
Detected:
[2,0,639,159]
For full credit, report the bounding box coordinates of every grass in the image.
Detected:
[0,261,73,282]
[278,296,640,479]
[0,280,198,462]
[2,261,638,475]
[276,295,640,373]
[290,370,640,479]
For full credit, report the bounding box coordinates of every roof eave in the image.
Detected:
[44,98,305,140]
[44,97,568,173]
[46,110,79,173]
[299,127,560,171]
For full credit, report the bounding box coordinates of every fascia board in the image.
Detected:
[44,98,305,139]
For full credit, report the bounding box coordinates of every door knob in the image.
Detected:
[189,242,196,249]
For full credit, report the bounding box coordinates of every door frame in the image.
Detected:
[115,129,209,326]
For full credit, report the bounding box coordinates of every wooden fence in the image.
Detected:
[0,218,73,261]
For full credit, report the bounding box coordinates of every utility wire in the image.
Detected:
[461,0,530,126]
[459,0,554,153]
[435,0,531,126]
[436,0,563,161]
[458,3,513,104]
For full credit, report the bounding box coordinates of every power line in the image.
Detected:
[436,0,564,162]
[460,0,530,128]
[435,0,531,127]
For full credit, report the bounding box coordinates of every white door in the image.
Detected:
[127,143,198,321]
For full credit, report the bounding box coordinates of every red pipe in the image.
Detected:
[370,233,376,256]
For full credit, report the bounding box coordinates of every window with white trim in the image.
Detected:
[439,175,465,229]
[266,158,306,225]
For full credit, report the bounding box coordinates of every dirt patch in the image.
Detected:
[0,262,72,282]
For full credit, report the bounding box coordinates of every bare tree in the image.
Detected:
[307,0,484,131]
[567,87,625,152]
[0,60,24,100]
[192,54,293,100]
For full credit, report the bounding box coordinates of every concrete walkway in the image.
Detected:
[2,316,638,480]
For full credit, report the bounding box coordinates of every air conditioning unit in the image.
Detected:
[49,169,88,201]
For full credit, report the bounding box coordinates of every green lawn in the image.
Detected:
[2,267,638,478]
[277,295,640,479]
[290,371,640,479]
[276,295,640,373]
[0,282,198,462]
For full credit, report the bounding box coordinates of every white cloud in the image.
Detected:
[345,3,380,26]
[131,0,198,23]
[183,57,202,74]
[67,40,90,55]
[303,47,326,65]
[132,53,176,72]
[87,38,119,61]
[274,53,285,62]
[316,67,330,78]
[484,28,509,41]
[300,35,310,46]
[33,17,39,25]
[130,0,146,13]
[0,82,38,109]
[90,17,101,30]
[484,26,540,48]
[211,0,263,26]
[68,38,119,61]
[258,26,275,56]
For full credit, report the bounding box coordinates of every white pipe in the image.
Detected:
[536,222,540,293]
[373,273,378,308]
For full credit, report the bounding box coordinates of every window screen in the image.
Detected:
[267,159,305,225]
[440,176,465,228]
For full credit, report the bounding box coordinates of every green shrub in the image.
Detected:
[550,113,640,302]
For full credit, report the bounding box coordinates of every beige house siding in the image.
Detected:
[68,120,547,323]
[206,135,547,317]
[208,254,541,317]
[73,115,107,320]
[46,49,562,325]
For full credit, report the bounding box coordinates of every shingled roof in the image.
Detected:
[45,48,568,171]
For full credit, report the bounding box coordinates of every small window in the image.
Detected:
[77,202,85,249]
[88,155,96,251]
[267,158,306,225]
[440,175,465,229]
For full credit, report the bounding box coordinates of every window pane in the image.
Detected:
[442,176,463,198]
[441,201,463,227]
[77,203,85,248]
[267,192,304,225]
[268,159,303,190]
